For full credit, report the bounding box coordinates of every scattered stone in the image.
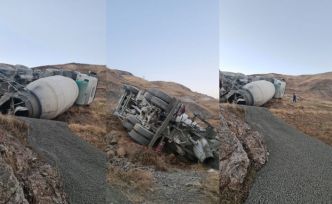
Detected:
[186,181,202,188]
[116,147,127,157]
[0,144,7,154]
[207,169,217,173]
[106,131,120,145]
[110,137,118,145]
[107,150,116,158]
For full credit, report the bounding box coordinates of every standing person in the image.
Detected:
[293,93,297,103]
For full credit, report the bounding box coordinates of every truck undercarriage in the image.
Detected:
[114,85,220,169]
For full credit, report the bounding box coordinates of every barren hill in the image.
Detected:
[255,72,332,100]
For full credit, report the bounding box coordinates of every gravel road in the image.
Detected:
[21,118,128,204]
[244,106,332,203]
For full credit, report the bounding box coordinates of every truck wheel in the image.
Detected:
[184,149,198,162]
[124,85,139,95]
[128,130,150,145]
[204,157,219,170]
[144,92,153,102]
[126,114,139,125]
[133,124,154,140]
[147,88,172,104]
[151,96,168,111]
[122,120,133,131]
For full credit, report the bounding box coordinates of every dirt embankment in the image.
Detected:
[260,72,332,146]
[0,115,67,203]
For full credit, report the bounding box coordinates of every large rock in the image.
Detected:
[0,158,28,204]
[219,104,268,203]
[219,130,250,191]
[221,105,268,170]
[237,130,268,169]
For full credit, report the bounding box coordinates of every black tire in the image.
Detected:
[124,85,139,94]
[150,96,169,111]
[122,120,134,131]
[144,92,153,102]
[204,157,219,170]
[133,124,154,139]
[126,114,139,125]
[128,130,150,145]
[183,148,198,162]
[147,88,172,103]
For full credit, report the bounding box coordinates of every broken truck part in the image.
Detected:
[0,75,78,119]
[114,85,219,168]
[26,76,79,119]
[220,71,286,106]
[229,80,276,106]
[75,73,98,105]
[0,64,98,119]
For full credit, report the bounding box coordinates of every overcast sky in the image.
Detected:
[107,0,219,97]
[0,0,106,67]
[220,0,332,75]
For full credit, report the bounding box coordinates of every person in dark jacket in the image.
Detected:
[293,93,297,103]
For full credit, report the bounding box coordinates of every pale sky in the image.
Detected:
[220,0,332,75]
[0,0,106,67]
[107,0,219,97]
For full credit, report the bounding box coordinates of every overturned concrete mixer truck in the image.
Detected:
[220,71,286,106]
[114,85,220,168]
[0,64,98,119]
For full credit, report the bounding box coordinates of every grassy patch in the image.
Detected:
[0,115,28,139]
[131,149,168,171]
[201,171,220,204]
[108,166,153,191]
[69,123,107,149]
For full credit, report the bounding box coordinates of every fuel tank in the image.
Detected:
[26,75,79,119]
[239,80,276,106]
